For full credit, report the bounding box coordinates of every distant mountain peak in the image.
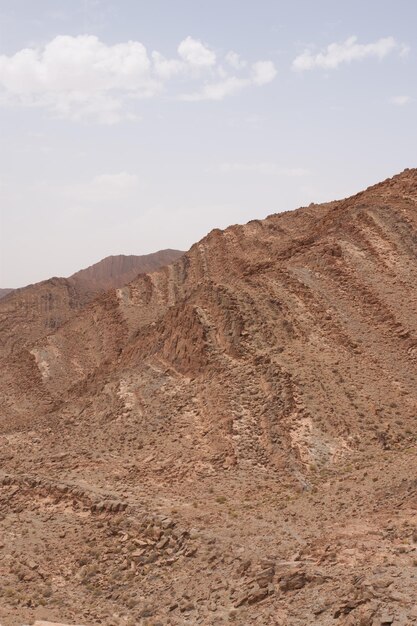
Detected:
[0,248,184,355]
[70,249,184,291]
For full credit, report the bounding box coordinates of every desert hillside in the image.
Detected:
[0,288,14,300]
[70,250,184,292]
[0,249,183,358]
[0,170,416,626]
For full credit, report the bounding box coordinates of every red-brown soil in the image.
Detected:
[0,170,416,626]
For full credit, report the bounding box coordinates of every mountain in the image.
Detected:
[0,170,416,626]
[69,249,185,292]
[0,249,183,357]
[0,288,14,299]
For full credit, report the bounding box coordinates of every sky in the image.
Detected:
[0,0,416,287]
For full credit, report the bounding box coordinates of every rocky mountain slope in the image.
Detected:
[0,250,183,358]
[0,288,14,300]
[0,170,416,626]
[70,250,183,292]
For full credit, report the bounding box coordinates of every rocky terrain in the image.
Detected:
[0,250,183,358]
[70,251,184,294]
[0,289,14,300]
[0,170,416,625]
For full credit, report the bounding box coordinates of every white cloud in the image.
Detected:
[220,163,310,176]
[390,95,411,106]
[0,35,277,121]
[292,36,406,71]
[399,44,411,58]
[251,61,277,85]
[151,51,183,79]
[180,77,249,102]
[177,36,216,67]
[0,35,158,123]
[180,60,277,102]
[225,51,246,70]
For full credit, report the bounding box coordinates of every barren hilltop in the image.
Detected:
[70,250,185,293]
[0,170,416,625]
[0,249,183,357]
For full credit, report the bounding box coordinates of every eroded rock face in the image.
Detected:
[0,170,416,625]
[70,250,184,292]
[0,249,183,359]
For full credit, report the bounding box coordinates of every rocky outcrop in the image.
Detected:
[0,250,183,358]
[70,249,183,291]
[0,170,416,625]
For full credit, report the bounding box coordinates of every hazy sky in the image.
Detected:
[0,0,416,287]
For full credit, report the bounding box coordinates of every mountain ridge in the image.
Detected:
[0,249,183,357]
[0,288,14,299]
[0,169,416,625]
[69,249,184,291]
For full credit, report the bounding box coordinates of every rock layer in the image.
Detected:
[0,250,183,357]
[0,170,416,625]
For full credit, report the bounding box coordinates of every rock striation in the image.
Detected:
[0,170,416,625]
[0,250,183,358]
